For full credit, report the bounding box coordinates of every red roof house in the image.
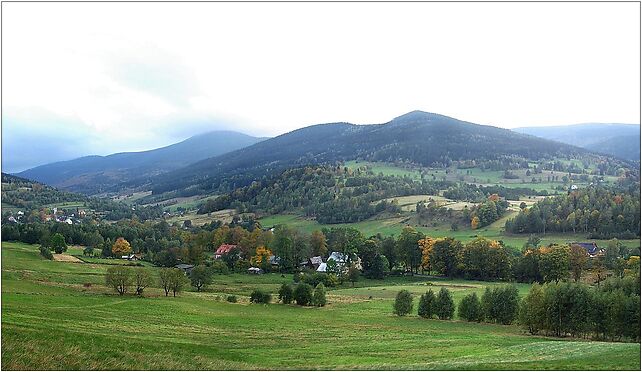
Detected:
[215,244,237,259]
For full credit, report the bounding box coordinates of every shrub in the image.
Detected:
[435,288,455,320]
[393,290,413,316]
[293,272,303,283]
[418,290,436,319]
[294,283,313,306]
[250,289,271,304]
[210,260,229,275]
[312,283,327,307]
[226,295,237,303]
[39,245,53,260]
[458,293,483,322]
[278,283,294,304]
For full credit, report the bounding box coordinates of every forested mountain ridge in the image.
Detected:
[16,130,266,194]
[514,123,640,161]
[150,111,594,196]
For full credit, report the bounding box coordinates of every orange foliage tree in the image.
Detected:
[112,237,132,256]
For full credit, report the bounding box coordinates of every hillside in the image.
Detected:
[151,111,593,196]
[16,131,265,194]
[514,124,640,161]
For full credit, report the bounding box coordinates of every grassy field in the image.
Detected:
[2,241,639,370]
[258,213,641,250]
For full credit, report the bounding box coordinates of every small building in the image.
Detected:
[175,264,195,274]
[316,262,327,273]
[7,216,17,223]
[16,211,24,216]
[269,255,281,267]
[215,244,237,259]
[247,267,264,275]
[302,256,323,270]
[121,253,141,261]
[572,242,604,258]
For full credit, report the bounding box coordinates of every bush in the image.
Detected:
[312,283,327,307]
[250,289,271,304]
[458,293,483,322]
[39,245,53,260]
[226,295,237,303]
[435,288,455,320]
[302,272,339,288]
[210,260,230,275]
[418,290,436,319]
[294,283,313,306]
[278,283,294,304]
[393,290,413,316]
[293,272,303,283]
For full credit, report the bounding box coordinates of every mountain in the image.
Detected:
[513,124,640,161]
[17,131,265,194]
[150,111,594,196]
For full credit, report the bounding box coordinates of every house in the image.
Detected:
[316,262,328,272]
[64,218,73,225]
[121,253,141,261]
[7,216,17,223]
[327,251,363,271]
[175,264,195,274]
[269,255,281,267]
[572,242,604,258]
[303,256,323,270]
[214,244,237,259]
[248,267,264,275]
[16,211,24,216]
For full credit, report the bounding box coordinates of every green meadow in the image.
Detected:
[2,241,640,370]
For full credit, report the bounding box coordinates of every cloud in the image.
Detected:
[2,108,99,172]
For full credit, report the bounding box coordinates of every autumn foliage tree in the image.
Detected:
[112,237,132,256]
[419,237,435,274]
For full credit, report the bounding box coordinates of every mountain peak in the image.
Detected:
[389,110,457,127]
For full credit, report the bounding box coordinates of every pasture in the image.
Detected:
[2,242,640,370]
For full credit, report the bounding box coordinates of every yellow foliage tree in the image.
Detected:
[471,216,480,230]
[419,237,435,273]
[112,237,132,256]
[252,246,272,266]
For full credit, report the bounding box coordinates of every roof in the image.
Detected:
[316,263,327,272]
[175,264,195,270]
[215,244,237,255]
[572,242,599,255]
[328,252,347,263]
[309,256,323,265]
[269,255,281,265]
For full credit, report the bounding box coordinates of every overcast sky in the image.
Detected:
[2,2,640,172]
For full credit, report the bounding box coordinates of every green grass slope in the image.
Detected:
[2,242,639,370]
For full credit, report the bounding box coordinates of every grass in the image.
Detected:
[2,241,640,370]
[259,213,641,250]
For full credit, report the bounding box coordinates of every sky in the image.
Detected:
[2,2,640,172]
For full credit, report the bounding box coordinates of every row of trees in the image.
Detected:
[394,286,521,325]
[519,279,640,341]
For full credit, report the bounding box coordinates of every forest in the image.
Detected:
[505,185,641,238]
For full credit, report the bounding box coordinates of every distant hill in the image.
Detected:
[150,111,593,196]
[17,131,266,194]
[513,124,640,161]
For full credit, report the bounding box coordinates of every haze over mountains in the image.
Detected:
[17,131,265,194]
[514,123,640,161]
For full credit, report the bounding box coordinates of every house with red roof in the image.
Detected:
[215,244,238,259]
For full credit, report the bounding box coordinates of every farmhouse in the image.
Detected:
[247,267,264,275]
[572,242,604,258]
[215,244,237,259]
